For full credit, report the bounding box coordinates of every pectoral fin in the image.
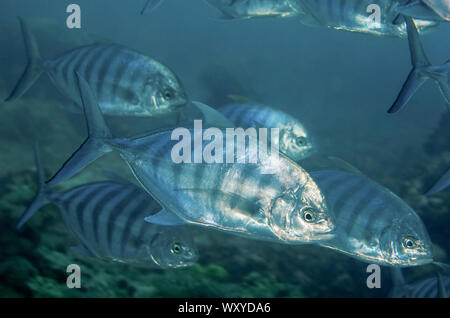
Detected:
[144,209,187,226]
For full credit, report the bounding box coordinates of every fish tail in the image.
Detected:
[141,0,164,15]
[388,268,408,298]
[16,141,49,229]
[388,16,449,113]
[46,73,113,185]
[5,17,45,102]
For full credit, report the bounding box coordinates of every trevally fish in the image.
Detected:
[17,143,197,269]
[397,0,450,22]
[218,102,313,161]
[47,73,335,244]
[310,170,433,267]
[389,267,450,297]
[388,16,450,113]
[296,0,439,37]
[5,18,188,117]
[426,167,450,195]
[141,0,302,19]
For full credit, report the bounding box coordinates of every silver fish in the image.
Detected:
[204,0,302,19]
[311,170,433,267]
[297,0,439,37]
[141,0,302,19]
[47,74,335,244]
[17,143,197,269]
[218,102,313,161]
[389,267,450,297]
[426,167,450,195]
[5,18,188,117]
[388,16,450,113]
[397,0,450,22]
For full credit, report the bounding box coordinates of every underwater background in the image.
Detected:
[0,0,449,297]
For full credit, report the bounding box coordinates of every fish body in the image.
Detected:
[389,268,450,297]
[218,102,313,161]
[48,74,336,244]
[204,0,302,19]
[297,0,439,37]
[17,143,197,269]
[311,170,433,267]
[423,0,450,21]
[398,0,450,22]
[6,18,188,117]
[51,181,197,269]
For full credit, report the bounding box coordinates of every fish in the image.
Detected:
[397,0,450,22]
[426,167,450,195]
[310,170,433,267]
[218,102,313,161]
[47,73,336,244]
[388,16,450,113]
[5,17,188,117]
[296,0,439,37]
[17,143,198,269]
[389,267,450,297]
[141,0,302,19]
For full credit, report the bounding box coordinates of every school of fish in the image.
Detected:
[5,0,450,297]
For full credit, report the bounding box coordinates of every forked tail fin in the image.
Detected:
[16,142,49,229]
[46,73,113,185]
[388,16,450,113]
[5,17,45,102]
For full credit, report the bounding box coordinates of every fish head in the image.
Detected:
[142,68,188,115]
[147,227,198,269]
[380,217,433,267]
[269,177,335,243]
[279,124,313,161]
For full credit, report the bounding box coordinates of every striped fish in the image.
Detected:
[17,144,198,269]
[310,170,433,267]
[426,167,450,196]
[141,0,302,19]
[389,268,450,297]
[47,74,336,244]
[218,102,313,161]
[5,18,188,117]
[297,0,439,37]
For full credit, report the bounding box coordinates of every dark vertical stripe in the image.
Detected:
[117,194,150,256]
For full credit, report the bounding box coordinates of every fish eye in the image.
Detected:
[295,136,307,147]
[402,237,417,249]
[171,242,182,254]
[301,207,316,223]
[163,88,175,100]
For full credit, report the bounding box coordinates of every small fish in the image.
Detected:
[310,170,433,267]
[397,0,450,22]
[297,0,439,37]
[47,73,335,244]
[17,143,197,269]
[5,17,188,117]
[426,167,450,195]
[218,102,313,161]
[141,0,302,19]
[388,16,450,113]
[389,267,450,298]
